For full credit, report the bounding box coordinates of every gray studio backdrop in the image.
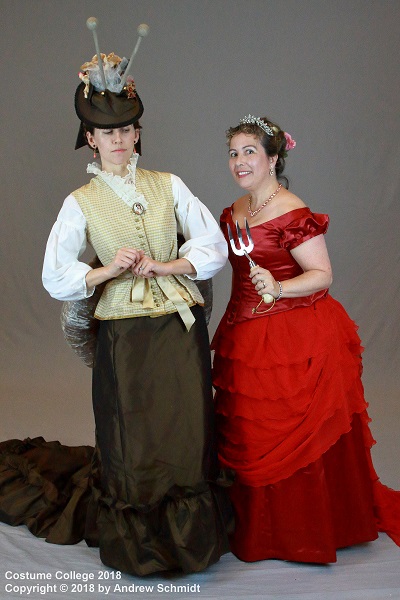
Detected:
[1,1,399,487]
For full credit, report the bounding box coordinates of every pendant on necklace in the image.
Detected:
[132,202,145,215]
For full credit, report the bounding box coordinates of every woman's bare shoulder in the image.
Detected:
[277,188,307,211]
[231,195,249,220]
[258,188,307,223]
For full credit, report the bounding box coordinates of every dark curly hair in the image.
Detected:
[226,117,289,188]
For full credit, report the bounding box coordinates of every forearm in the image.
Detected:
[179,243,227,280]
[273,269,333,299]
[165,257,197,277]
[85,264,116,290]
[273,233,333,299]
[133,256,197,278]
[86,247,144,291]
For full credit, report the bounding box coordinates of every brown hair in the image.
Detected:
[226,117,289,188]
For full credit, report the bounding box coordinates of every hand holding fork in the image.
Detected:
[227,218,275,307]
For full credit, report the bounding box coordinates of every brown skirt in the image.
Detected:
[0,307,233,576]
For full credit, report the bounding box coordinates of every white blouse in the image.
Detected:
[42,159,227,302]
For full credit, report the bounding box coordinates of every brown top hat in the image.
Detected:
[74,82,144,150]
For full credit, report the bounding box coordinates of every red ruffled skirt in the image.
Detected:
[212,295,400,563]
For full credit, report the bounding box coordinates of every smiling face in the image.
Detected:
[228,133,277,193]
[86,125,139,174]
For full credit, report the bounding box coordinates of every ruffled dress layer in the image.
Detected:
[211,207,400,563]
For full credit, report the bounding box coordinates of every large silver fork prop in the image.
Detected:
[227,218,275,305]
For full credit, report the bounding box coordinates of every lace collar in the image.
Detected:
[86,154,148,210]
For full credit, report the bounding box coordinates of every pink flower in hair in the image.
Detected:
[284,132,296,150]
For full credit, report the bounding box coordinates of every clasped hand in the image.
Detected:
[132,255,170,278]
[108,248,172,279]
[107,248,144,278]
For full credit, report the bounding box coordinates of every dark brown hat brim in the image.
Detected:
[74,82,144,149]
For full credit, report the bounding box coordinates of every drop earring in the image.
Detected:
[93,146,98,158]
[269,166,274,176]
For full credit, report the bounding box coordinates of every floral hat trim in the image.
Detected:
[78,53,137,99]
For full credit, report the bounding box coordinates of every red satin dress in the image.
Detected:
[212,206,400,563]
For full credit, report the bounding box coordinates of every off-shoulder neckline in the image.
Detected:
[226,206,311,229]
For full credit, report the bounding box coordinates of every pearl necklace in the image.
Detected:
[248,184,282,217]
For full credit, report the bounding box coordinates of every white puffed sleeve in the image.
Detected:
[172,175,228,280]
[42,195,93,301]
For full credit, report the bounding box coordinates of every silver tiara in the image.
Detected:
[239,115,273,136]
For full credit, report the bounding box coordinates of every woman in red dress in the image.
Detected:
[212,115,400,563]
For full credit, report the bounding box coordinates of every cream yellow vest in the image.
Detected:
[73,169,204,330]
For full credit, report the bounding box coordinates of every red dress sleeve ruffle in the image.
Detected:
[279,211,329,250]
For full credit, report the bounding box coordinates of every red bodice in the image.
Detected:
[220,206,329,323]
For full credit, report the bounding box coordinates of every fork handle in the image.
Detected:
[262,293,275,304]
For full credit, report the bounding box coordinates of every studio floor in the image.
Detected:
[0,523,399,600]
